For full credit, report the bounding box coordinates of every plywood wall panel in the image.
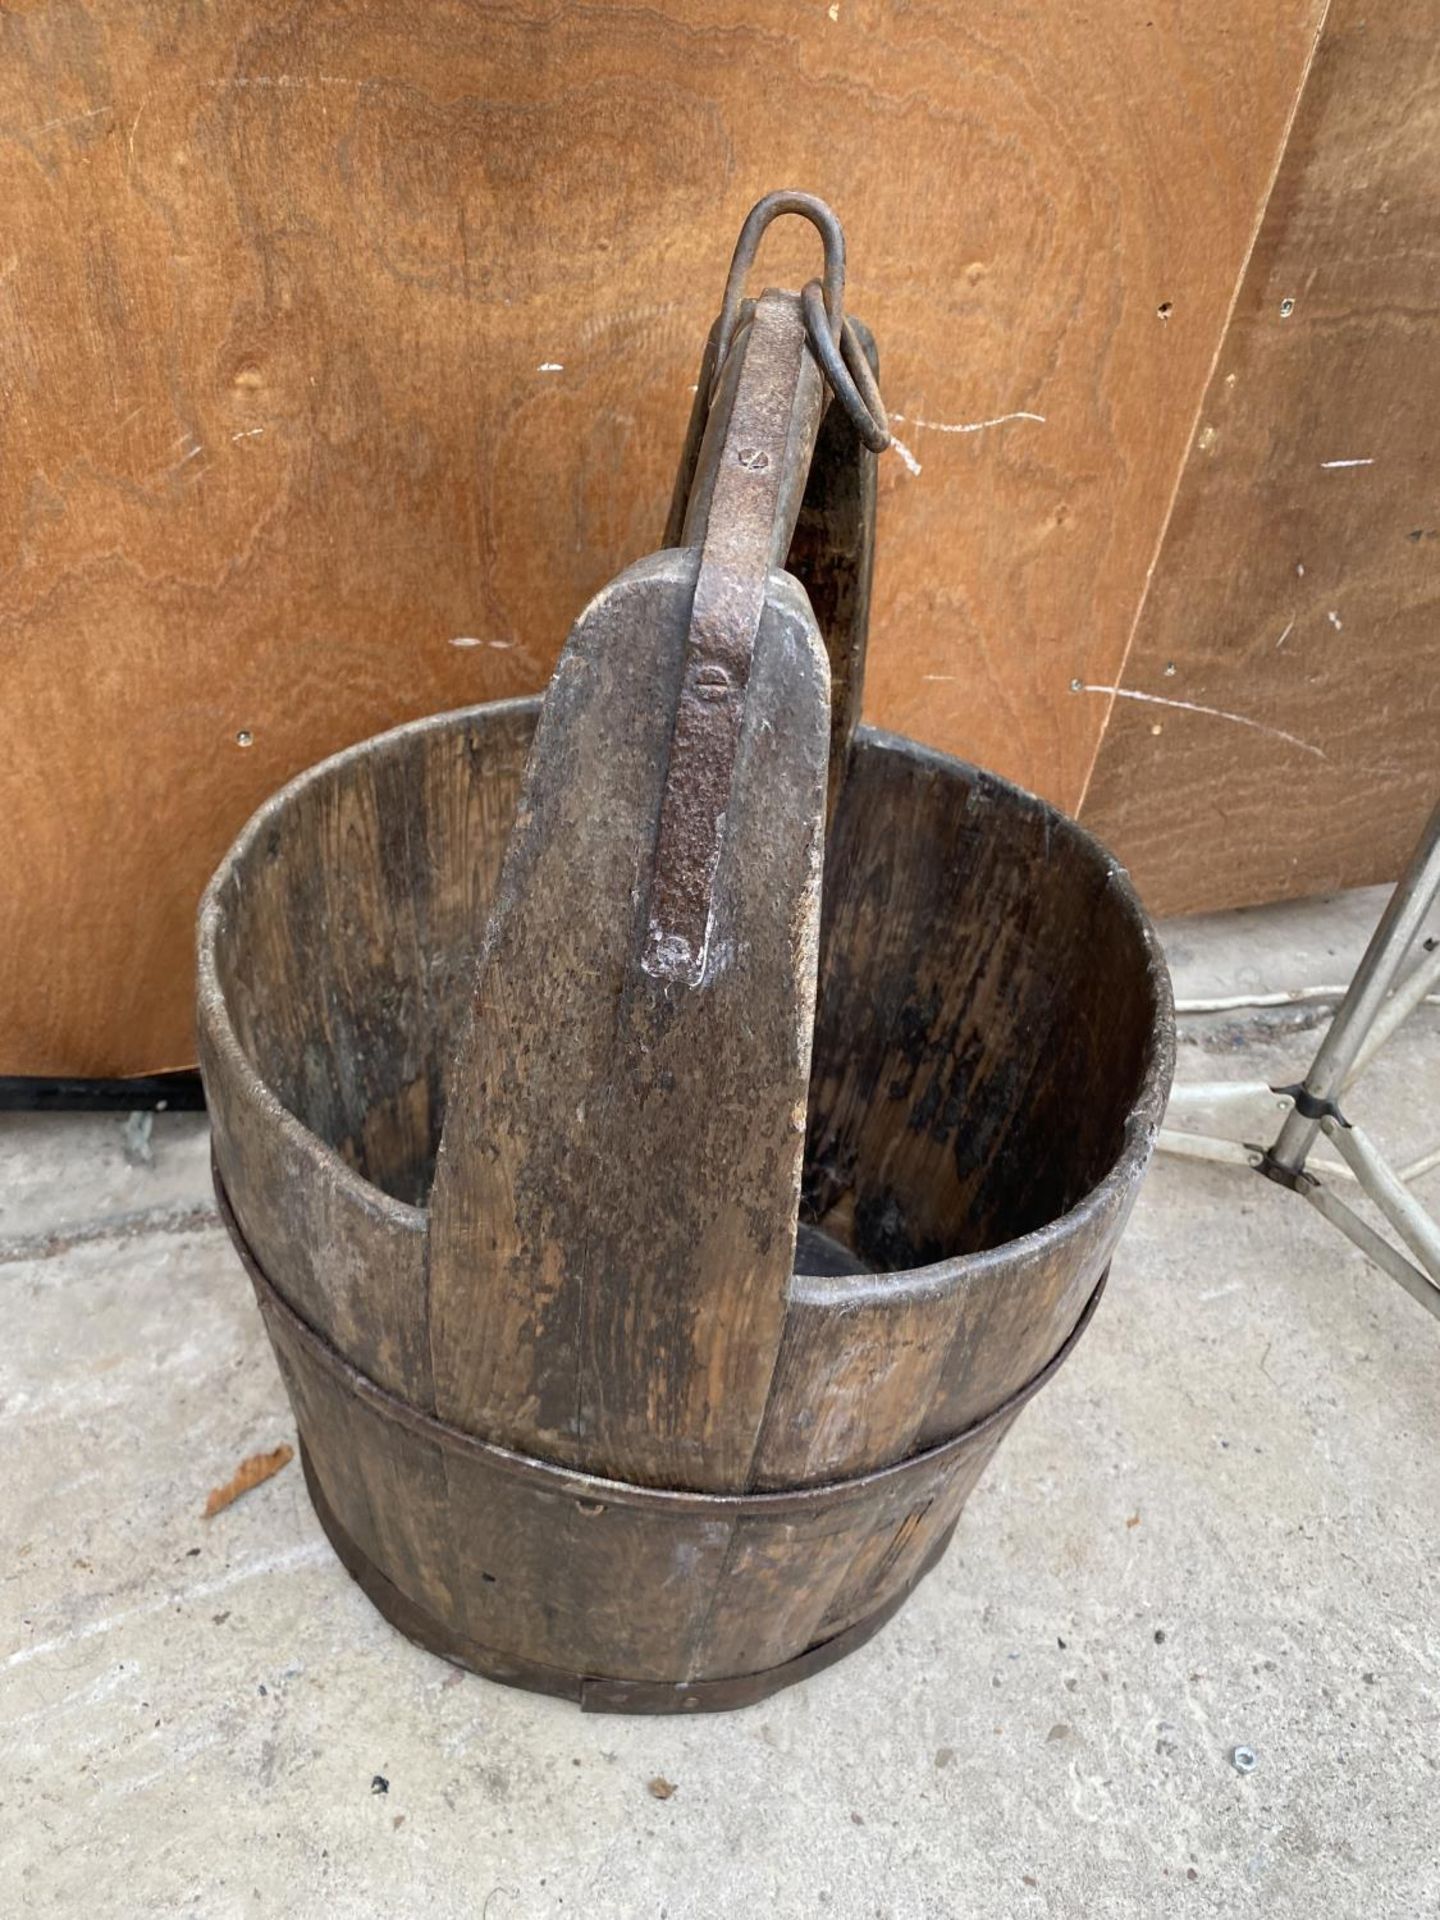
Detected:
[1080,0,1438,915]
[0,1,1322,1072]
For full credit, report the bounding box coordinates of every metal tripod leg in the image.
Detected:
[1265,801,1440,1178]
[1160,798,1440,1320]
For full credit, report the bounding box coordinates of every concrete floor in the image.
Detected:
[4,886,1438,1919]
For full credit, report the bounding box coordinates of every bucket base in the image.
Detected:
[301,1444,955,1714]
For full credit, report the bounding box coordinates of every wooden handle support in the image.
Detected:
[426,279,838,1493]
[667,310,880,835]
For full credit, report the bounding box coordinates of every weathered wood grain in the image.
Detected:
[752,736,1169,1488]
[241,1221,1094,1704]
[1080,0,1440,912]
[427,557,830,1492]
[786,322,879,829]
[803,742,1162,1267]
[202,701,1171,1478]
[201,689,1171,1703]
[3,0,1321,1072]
[198,702,535,1404]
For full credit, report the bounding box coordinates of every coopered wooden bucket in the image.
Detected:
[198,696,1173,1711]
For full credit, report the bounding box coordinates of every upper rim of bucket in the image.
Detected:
[197,696,1176,1301]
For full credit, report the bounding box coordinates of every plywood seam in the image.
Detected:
[1073,0,1335,821]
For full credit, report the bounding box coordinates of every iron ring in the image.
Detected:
[800,279,891,453]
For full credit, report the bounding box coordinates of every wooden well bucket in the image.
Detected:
[198,695,1173,1712]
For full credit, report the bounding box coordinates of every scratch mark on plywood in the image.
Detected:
[209,75,363,91]
[890,435,923,477]
[28,105,113,139]
[894,410,1046,435]
[1319,457,1374,469]
[1071,684,1328,760]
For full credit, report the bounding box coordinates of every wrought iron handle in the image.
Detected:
[710,191,846,392]
[661,195,885,847]
[710,190,890,454]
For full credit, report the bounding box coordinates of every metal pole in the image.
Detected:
[1401,1142,1440,1184]
[1156,1129,1263,1171]
[1302,1181,1440,1321]
[1340,937,1440,1090]
[1321,1116,1440,1284]
[1268,800,1440,1176]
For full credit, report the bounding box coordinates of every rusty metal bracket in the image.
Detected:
[642,287,824,983]
[645,194,892,981]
